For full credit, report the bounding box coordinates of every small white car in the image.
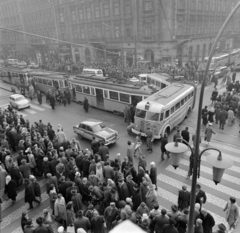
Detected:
[9,94,30,110]
[73,119,119,145]
[28,63,39,69]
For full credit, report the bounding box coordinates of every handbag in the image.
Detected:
[67,226,75,233]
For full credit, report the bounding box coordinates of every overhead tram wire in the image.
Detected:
[0,26,138,61]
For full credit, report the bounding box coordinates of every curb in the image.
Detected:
[0,87,12,92]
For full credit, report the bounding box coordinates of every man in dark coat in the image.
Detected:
[178,185,190,211]
[104,202,119,231]
[102,182,111,208]
[74,210,91,233]
[181,127,190,144]
[71,189,83,214]
[91,137,101,155]
[132,186,142,211]
[195,183,207,207]
[98,142,109,162]
[149,162,157,186]
[200,208,215,233]
[118,178,130,201]
[219,108,228,130]
[151,209,170,233]
[162,218,178,233]
[82,155,90,177]
[83,97,89,112]
[49,94,55,109]
[58,176,73,201]
[103,161,114,182]
[24,179,40,209]
[46,173,58,193]
[126,175,137,197]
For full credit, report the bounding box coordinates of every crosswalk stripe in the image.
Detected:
[32,101,52,109]
[157,187,228,226]
[179,159,240,185]
[157,173,227,209]
[29,104,46,111]
[166,166,240,198]
[1,192,48,230]
[23,108,37,114]
[184,150,240,174]
[1,179,46,210]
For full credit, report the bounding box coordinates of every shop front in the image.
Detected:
[59,44,72,61]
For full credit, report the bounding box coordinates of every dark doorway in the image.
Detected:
[96,88,104,109]
[131,95,142,106]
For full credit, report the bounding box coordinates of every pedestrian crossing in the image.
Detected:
[157,140,240,231]
[0,101,51,118]
[1,140,239,233]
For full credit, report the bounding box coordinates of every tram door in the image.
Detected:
[131,95,142,106]
[96,88,104,109]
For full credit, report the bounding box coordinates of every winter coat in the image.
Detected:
[223,201,239,227]
[5,179,17,200]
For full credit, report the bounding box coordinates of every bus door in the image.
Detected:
[131,95,142,106]
[96,88,104,109]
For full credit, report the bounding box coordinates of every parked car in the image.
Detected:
[73,119,119,145]
[9,94,30,110]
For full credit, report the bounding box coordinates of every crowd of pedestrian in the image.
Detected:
[0,100,239,233]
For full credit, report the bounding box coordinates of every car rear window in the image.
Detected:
[15,97,25,101]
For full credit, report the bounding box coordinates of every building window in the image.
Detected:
[114,2,120,15]
[80,28,86,39]
[126,26,131,37]
[86,6,91,19]
[96,26,101,38]
[105,26,110,38]
[115,25,120,38]
[212,0,215,11]
[88,26,93,38]
[71,9,76,21]
[60,26,66,40]
[59,10,64,23]
[190,0,196,10]
[95,5,100,18]
[198,0,202,10]
[145,22,152,37]
[72,25,78,39]
[144,0,152,11]
[79,8,84,20]
[125,0,131,14]
[104,4,109,16]
[206,0,209,11]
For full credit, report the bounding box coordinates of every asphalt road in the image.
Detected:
[0,76,240,233]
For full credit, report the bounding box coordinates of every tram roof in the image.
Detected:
[69,76,155,95]
[136,83,194,113]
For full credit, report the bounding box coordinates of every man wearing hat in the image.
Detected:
[200,208,215,233]
[19,159,31,179]
[17,150,28,167]
[162,218,178,233]
[146,126,154,153]
[118,178,130,201]
[71,188,83,214]
[104,202,119,231]
[46,173,58,194]
[214,223,227,233]
[126,174,137,197]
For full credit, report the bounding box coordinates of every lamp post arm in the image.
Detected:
[175,138,194,157]
[188,3,240,233]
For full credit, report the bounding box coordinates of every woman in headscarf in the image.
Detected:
[145,184,158,210]
[4,175,17,203]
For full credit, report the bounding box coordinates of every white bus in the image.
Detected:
[132,83,197,139]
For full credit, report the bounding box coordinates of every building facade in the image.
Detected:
[0,0,240,65]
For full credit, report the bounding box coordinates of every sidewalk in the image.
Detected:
[0,79,14,92]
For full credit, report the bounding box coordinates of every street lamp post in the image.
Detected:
[186,3,240,233]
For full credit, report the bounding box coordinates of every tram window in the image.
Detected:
[185,96,188,102]
[76,85,82,92]
[146,112,159,121]
[165,110,170,118]
[136,109,146,119]
[171,106,175,114]
[39,78,43,84]
[147,77,151,85]
[47,80,52,86]
[59,80,64,88]
[151,79,155,85]
[119,93,130,103]
[91,87,95,95]
[83,86,90,94]
[109,91,119,100]
[43,79,47,85]
[160,113,164,121]
[156,81,160,87]
[191,91,194,97]
[181,99,184,106]
[104,90,109,99]
[175,102,180,110]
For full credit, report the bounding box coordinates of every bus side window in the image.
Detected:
[184,96,188,102]
[165,110,170,119]
[160,113,164,121]
[191,92,194,97]
[175,102,180,110]
[171,107,175,114]
[188,94,191,100]
[181,99,184,106]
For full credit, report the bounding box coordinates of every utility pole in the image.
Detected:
[132,0,138,68]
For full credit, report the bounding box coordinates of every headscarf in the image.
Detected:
[6,175,11,185]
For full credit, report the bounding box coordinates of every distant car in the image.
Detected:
[28,63,39,69]
[73,119,119,145]
[9,94,30,110]
[214,66,228,78]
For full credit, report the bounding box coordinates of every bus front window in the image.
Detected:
[146,112,160,121]
[136,109,146,119]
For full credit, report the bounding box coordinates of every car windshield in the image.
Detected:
[92,123,105,133]
[15,97,25,101]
